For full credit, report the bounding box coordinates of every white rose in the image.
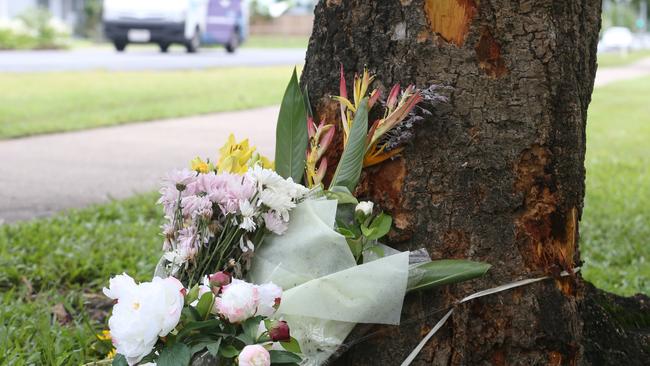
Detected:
[216,279,259,323]
[238,344,271,366]
[103,273,137,300]
[256,282,282,317]
[106,275,185,365]
[355,201,374,216]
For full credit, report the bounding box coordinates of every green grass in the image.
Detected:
[243,35,309,49]
[581,76,650,296]
[0,76,648,364]
[0,193,163,365]
[597,49,650,68]
[0,66,294,139]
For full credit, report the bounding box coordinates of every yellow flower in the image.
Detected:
[190,157,212,173]
[217,134,273,174]
[107,348,116,359]
[97,330,111,341]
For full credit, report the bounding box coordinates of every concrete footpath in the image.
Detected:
[0,107,278,223]
[594,57,650,87]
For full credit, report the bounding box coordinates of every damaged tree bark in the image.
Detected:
[301,1,649,365]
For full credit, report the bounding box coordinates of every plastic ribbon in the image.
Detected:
[400,268,581,366]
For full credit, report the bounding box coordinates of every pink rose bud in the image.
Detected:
[269,320,291,342]
[209,271,231,289]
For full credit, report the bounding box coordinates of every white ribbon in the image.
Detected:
[400,268,581,366]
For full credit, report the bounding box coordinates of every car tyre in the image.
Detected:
[114,41,127,52]
[185,29,200,53]
[225,29,240,54]
[159,43,170,53]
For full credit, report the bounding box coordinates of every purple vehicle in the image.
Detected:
[203,0,249,53]
[103,0,249,53]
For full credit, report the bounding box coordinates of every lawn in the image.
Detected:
[597,49,650,68]
[0,66,294,139]
[580,76,650,296]
[0,77,648,364]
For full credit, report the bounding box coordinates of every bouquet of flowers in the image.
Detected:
[97,68,490,366]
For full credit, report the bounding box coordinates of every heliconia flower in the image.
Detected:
[268,320,291,342]
[104,274,185,366]
[216,279,259,323]
[355,201,374,216]
[314,158,328,186]
[386,83,401,110]
[307,116,317,138]
[238,344,271,366]
[256,282,282,317]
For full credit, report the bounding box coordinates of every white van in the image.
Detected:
[104,0,247,53]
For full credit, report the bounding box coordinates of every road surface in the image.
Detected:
[0,48,306,72]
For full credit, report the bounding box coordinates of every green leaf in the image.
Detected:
[111,354,128,366]
[157,342,191,366]
[206,338,221,356]
[185,284,200,305]
[360,224,375,238]
[337,226,357,238]
[303,85,313,118]
[242,316,263,342]
[275,67,309,182]
[366,213,392,240]
[329,98,369,192]
[366,244,385,258]
[407,260,491,292]
[188,337,222,356]
[196,292,214,320]
[346,238,363,259]
[280,337,302,354]
[219,344,240,358]
[326,186,359,205]
[176,319,221,340]
[269,350,302,363]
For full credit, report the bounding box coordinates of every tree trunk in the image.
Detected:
[301,1,649,365]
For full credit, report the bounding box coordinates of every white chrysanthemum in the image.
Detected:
[105,275,185,366]
[238,200,257,231]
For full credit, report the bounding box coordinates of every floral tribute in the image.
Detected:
[97,68,490,366]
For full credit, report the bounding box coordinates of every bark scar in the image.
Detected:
[476,27,508,78]
[423,0,477,47]
[514,145,577,290]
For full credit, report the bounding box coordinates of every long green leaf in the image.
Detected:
[329,98,368,191]
[407,260,491,292]
[275,67,308,182]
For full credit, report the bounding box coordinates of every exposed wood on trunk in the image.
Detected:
[301,0,649,364]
